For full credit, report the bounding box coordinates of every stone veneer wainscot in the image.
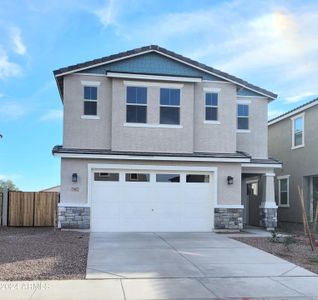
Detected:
[260,207,277,230]
[58,206,90,229]
[214,207,243,231]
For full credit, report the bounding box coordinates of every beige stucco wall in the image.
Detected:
[62,74,270,158]
[60,158,242,206]
[194,82,237,153]
[269,104,318,223]
[236,97,268,158]
[63,74,112,149]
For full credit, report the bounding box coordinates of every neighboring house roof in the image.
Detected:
[268,97,318,126]
[40,185,60,192]
[53,45,277,100]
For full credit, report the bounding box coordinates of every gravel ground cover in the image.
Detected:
[233,233,318,274]
[0,227,89,280]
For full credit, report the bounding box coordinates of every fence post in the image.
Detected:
[2,188,8,226]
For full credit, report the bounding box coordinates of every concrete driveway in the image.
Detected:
[86,232,318,299]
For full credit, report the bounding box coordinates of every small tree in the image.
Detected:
[0,179,19,192]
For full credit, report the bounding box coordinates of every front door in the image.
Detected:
[247,181,261,226]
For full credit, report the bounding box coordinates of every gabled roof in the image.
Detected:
[268,97,318,126]
[53,45,277,100]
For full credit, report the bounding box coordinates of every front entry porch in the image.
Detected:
[242,165,279,230]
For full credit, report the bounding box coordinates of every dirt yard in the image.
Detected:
[233,232,318,274]
[0,227,89,280]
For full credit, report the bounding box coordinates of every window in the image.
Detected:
[292,114,304,148]
[247,182,258,196]
[125,173,150,182]
[205,92,218,121]
[84,86,97,115]
[126,87,147,123]
[160,88,180,125]
[278,176,289,207]
[156,174,180,182]
[237,104,249,130]
[186,174,209,183]
[94,172,119,182]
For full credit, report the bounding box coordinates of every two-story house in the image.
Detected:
[269,98,318,226]
[53,45,281,232]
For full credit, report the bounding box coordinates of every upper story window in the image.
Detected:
[278,175,290,207]
[205,92,218,121]
[160,88,180,125]
[84,86,97,115]
[237,104,249,130]
[126,86,147,123]
[292,114,304,149]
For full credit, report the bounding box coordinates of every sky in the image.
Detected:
[0,0,318,191]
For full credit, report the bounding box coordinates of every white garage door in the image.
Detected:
[90,169,215,232]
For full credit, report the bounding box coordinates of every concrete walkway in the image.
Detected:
[84,232,317,299]
[2,232,318,299]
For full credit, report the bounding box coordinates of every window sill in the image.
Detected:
[204,120,220,125]
[124,123,183,128]
[237,129,250,133]
[81,115,100,120]
[291,144,304,150]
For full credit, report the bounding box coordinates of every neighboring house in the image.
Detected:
[268,98,318,225]
[53,45,281,232]
[40,185,61,192]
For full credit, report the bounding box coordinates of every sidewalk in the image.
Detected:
[1,276,318,299]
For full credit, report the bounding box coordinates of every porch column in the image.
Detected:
[260,173,277,230]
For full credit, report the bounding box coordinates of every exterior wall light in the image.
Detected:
[72,173,78,183]
[227,176,234,185]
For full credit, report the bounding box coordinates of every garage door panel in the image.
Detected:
[91,169,214,232]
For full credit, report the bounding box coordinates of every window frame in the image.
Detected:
[237,102,250,131]
[81,81,100,118]
[125,173,150,182]
[205,92,219,123]
[277,175,290,207]
[83,86,98,116]
[156,173,181,183]
[186,174,210,183]
[126,86,148,124]
[291,113,305,149]
[94,172,119,182]
[159,88,181,125]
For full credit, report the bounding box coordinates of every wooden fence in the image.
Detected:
[7,191,59,227]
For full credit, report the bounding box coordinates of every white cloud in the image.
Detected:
[0,174,23,181]
[285,92,317,103]
[0,47,22,79]
[0,102,27,120]
[95,0,118,28]
[268,108,285,120]
[102,0,318,104]
[9,27,27,55]
[39,109,63,121]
